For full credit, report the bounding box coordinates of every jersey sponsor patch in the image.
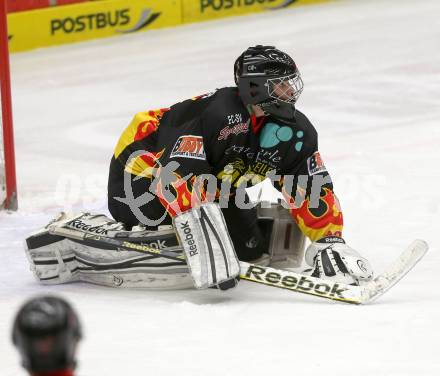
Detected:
[218,122,249,140]
[307,151,327,175]
[170,135,206,160]
[259,122,294,148]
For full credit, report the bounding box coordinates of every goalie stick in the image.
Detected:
[240,239,428,304]
[48,224,428,304]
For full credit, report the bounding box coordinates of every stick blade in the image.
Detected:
[359,239,429,304]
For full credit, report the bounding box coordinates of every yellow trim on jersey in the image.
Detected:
[124,149,165,179]
[113,110,162,159]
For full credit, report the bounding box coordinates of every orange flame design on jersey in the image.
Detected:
[125,148,165,179]
[284,188,344,241]
[134,108,169,141]
[140,149,165,171]
[155,172,217,217]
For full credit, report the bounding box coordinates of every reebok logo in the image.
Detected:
[244,265,348,299]
[319,236,345,244]
[144,239,167,250]
[68,219,109,235]
[180,221,198,256]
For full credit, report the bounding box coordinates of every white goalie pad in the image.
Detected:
[174,203,240,289]
[24,212,193,289]
[257,201,306,269]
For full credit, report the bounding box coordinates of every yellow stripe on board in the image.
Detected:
[182,0,332,23]
[8,0,181,52]
[7,0,332,53]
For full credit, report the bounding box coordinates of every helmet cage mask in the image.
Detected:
[235,47,304,122]
[265,72,304,104]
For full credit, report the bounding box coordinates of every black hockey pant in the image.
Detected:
[108,177,267,261]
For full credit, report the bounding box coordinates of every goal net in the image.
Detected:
[0,0,17,210]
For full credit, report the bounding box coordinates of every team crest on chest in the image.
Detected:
[259,122,293,148]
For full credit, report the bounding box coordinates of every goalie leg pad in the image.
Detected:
[25,232,79,284]
[174,203,240,289]
[25,212,192,289]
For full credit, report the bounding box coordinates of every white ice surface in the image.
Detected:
[1,0,440,375]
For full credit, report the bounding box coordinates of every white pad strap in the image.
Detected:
[257,201,306,268]
[174,203,240,289]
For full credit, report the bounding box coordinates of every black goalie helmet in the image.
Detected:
[12,295,82,374]
[234,45,304,123]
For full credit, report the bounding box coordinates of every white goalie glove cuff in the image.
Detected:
[174,203,240,290]
[305,236,374,285]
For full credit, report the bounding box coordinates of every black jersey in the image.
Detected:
[109,87,343,241]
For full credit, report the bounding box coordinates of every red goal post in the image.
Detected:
[0,0,17,210]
